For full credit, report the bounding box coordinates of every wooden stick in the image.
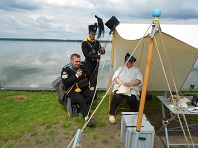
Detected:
[136,38,154,131]
[109,31,115,110]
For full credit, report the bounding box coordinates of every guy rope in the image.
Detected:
[154,26,195,148]
[133,9,195,148]
[67,31,113,148]
[67,11,196,147]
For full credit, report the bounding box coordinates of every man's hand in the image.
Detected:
[76,69,82,77]
[100,47,105,54]
[90,87,94,91]
[123,82,131,87]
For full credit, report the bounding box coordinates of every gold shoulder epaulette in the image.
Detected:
[82,39,88,42]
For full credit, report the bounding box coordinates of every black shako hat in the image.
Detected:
[125,53,136,62]
[88,23,97,35]
[105,16,120,34]
[88,15,105,39]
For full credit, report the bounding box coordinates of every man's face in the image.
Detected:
[125,60,133,68]
[89,32,96,40]
[71,56,81,68]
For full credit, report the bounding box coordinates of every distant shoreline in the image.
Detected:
[0,38,110,43]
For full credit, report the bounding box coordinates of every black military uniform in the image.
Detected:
[81,23,105,87]
[61,63,94,119]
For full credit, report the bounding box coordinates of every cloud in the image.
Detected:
[0,0,198,39]
[0,0,42,12]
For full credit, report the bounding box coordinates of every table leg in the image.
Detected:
[161,102,170,148]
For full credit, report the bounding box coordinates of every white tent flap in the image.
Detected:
[111,24,198,91]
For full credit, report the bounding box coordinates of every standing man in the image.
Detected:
[61,53,95,126]
[81,20,105,97]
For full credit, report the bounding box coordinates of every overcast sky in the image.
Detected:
[0,0,198,40]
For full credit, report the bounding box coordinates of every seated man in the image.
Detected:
[61,53,95,126]
[109,53,143,124]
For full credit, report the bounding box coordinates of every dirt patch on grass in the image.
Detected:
[13,95,27,101]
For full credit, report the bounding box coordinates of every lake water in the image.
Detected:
[0,40,197,90]
[0,40,111,89]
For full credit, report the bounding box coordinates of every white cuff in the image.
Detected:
[75,74,79,78]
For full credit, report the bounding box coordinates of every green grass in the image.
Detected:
[0,91,72,141]
[0,90,109,145]
[0,90,197,147]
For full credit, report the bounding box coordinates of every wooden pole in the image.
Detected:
[109,31,115,110]
[136,38,154,131]
[108,76,113,110]
[133,10,160,147]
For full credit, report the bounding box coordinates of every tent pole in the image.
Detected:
[138,37,154,128]
[133,32,155,148]
[109,31,115,110]
[133,10,160,148]
[108,75,113,110]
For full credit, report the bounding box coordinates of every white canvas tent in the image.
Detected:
[110,24,198,91]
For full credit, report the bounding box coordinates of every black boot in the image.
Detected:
[84,116,95,126]
[87,119,95,126]
[94,94,100,100]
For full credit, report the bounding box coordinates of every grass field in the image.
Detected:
[0,90,197,148]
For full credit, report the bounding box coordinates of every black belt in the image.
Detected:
[85,59,97,62]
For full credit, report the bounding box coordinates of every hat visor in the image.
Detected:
[126,57,135,62]
[90,31,96,35]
